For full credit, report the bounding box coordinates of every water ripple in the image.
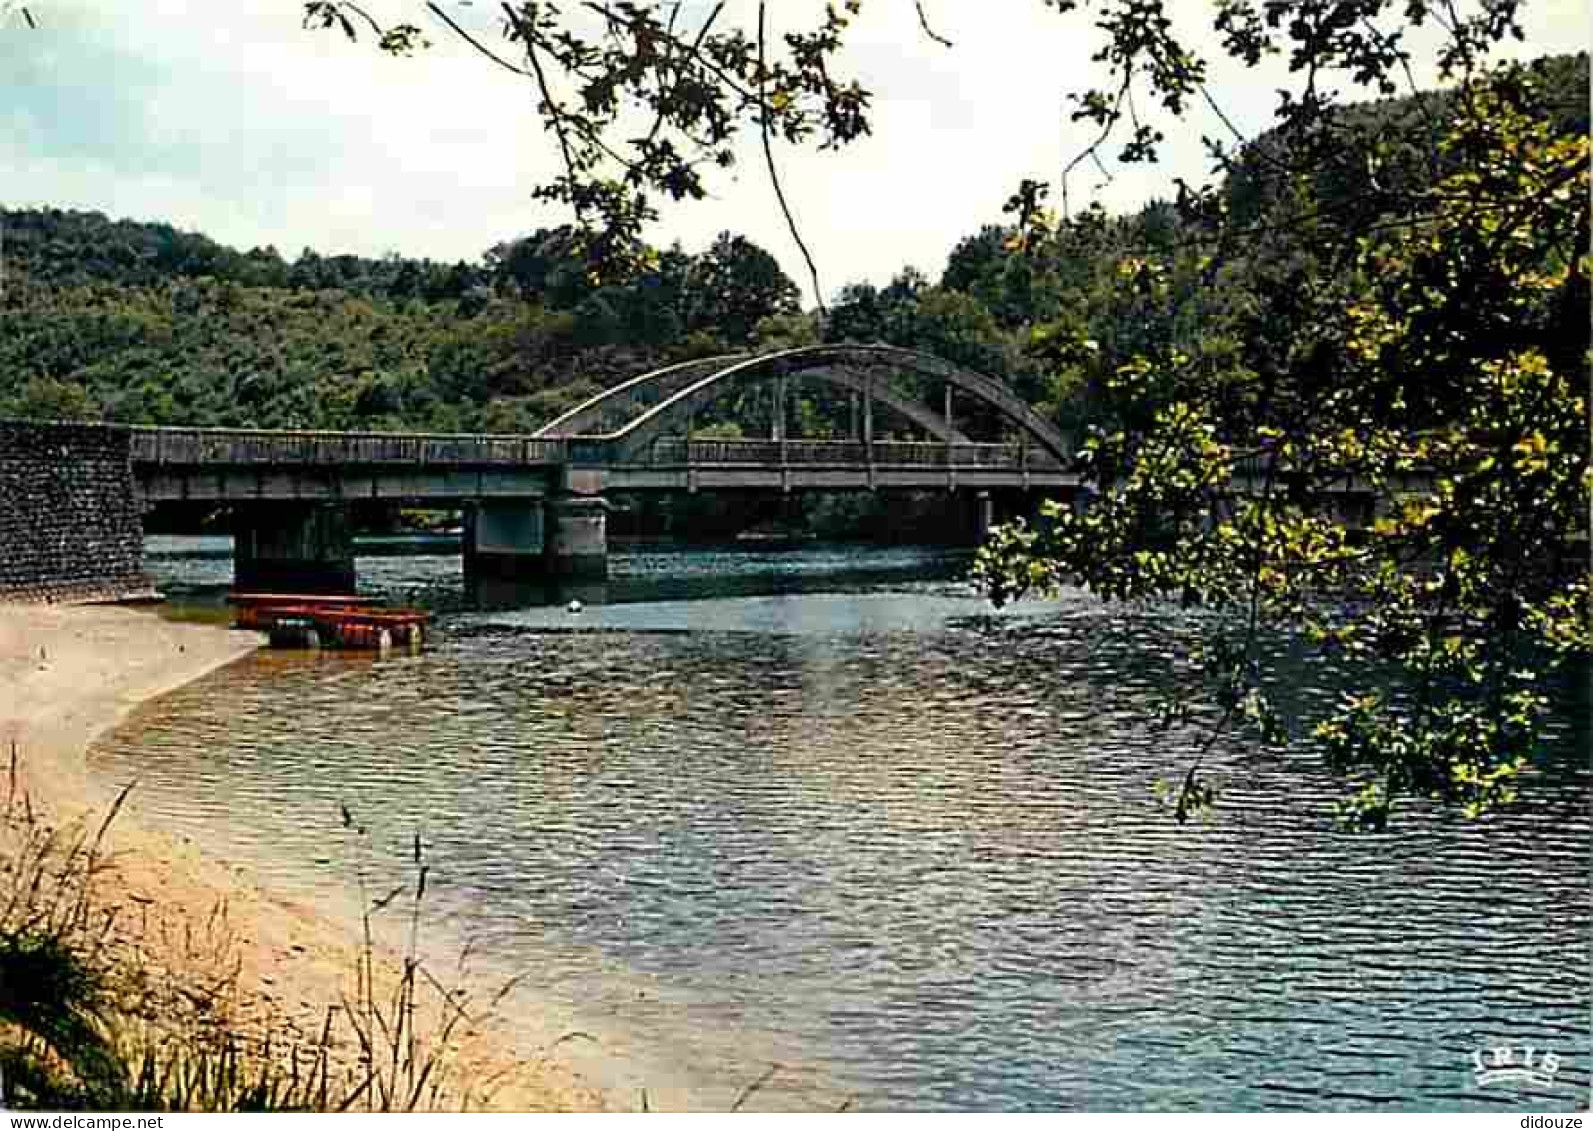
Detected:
[97,557,1590,1111]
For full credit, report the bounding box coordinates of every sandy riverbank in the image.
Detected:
[0,602,607,1111]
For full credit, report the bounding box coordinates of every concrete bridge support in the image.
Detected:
[968,487,1066,543]
[545,467,610,581]
[944,489,999,547]
[463,491,610,584]
[463,501,547,579]
[545,495,610,580]
[233,502,356,594]
[975,490,995,543]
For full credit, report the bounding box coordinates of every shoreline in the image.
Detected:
[0,601,607,1112]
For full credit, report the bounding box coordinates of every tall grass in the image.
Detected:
[336,804,497,1112]
[0,751,537,1111]
[0,748,845,1113]
[0,740,130,1106]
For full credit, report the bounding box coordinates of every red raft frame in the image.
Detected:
[228,593,429,651]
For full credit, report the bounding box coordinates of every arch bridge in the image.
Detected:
[534,344,1077,491]
[131,346,1084,590]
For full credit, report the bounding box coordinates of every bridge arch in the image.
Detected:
[596,345,1072,464]
[534,354,750,439]
[799,365,973,444]
[535,350,975,445]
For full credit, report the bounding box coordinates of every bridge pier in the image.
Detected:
[462,501,547,580]
[233,502,356,594]
[944,489,1000,547]
[974,490,995,542]
[545,494,609,579]
[463,491,609,585]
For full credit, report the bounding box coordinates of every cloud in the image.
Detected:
[2,1,1587,301]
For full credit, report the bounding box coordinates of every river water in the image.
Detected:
[93,539,1590,1111]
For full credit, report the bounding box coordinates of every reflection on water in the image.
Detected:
[96,542,1591,1110]
[145,534,971,614]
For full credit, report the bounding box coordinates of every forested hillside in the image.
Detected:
[0,217,801,432]
[2,53,1583,442]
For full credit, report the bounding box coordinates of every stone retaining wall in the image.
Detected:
[0,420,149,602]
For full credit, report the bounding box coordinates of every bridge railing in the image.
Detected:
[131,427,569,466]
[644,438,1067,469]
[128,427,1073,471]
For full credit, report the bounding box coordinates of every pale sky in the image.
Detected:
[2,1,1587,304]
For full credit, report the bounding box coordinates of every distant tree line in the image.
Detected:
[2,53,1582,453]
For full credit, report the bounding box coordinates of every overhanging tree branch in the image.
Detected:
[758,2,826,313]
[425,1,534,78]
[914,2,954,48]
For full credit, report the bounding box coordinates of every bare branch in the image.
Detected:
[425,1,535,79]
[336,1,386,38]
[1060,76,1128,219]
[914,2,953,49]
[758,2,826,313]
[500,3,582,193]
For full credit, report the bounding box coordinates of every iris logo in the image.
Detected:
[1473,1044,1561,1089]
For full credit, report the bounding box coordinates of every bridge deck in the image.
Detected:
[131,427,568,467]
[128,426,1414,504]
[131,427,1079,500]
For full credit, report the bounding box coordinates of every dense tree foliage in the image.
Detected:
[684,232,802,344]
[964,30,1589,827]
[0,211,809,433]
